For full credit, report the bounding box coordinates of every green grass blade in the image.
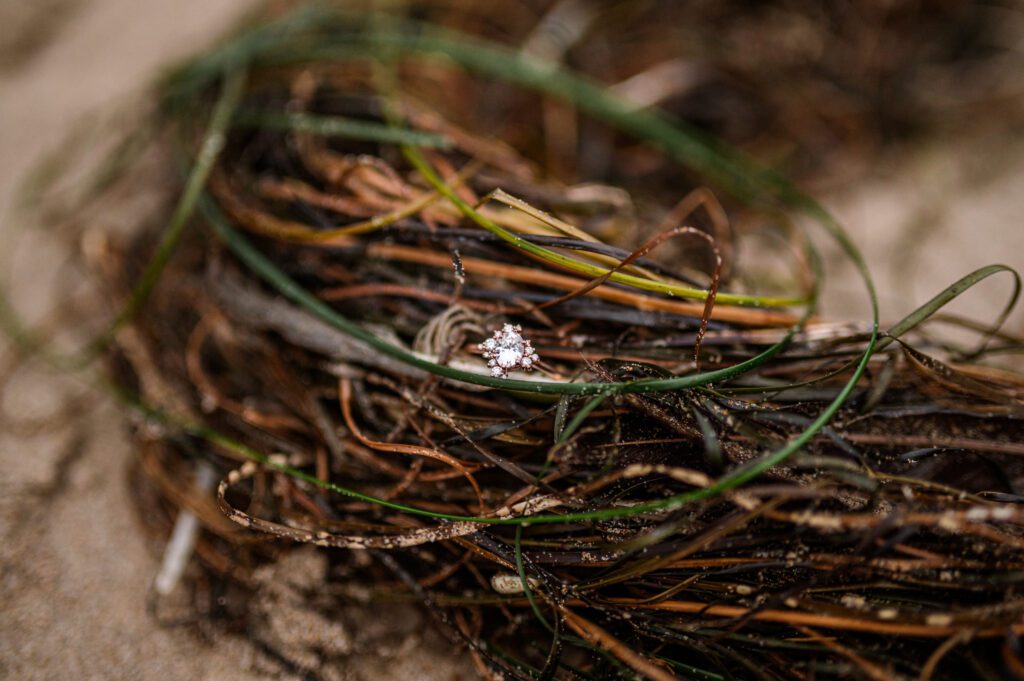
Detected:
[96,68,247,350]
[232,109,451,148]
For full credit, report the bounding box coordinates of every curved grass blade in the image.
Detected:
[205,199,800,396]
[232,109,451,148]
[877,263,1021,353]
[96,68,247,348]
[403,144,799,308]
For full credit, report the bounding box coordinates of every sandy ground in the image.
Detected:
[824,133,1024,338]
[0,1,1022,680]
[0,3,290,679]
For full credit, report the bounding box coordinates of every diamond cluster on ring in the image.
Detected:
[478,323,540,378]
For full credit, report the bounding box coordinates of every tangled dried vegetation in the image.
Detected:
[16,2,1024,680]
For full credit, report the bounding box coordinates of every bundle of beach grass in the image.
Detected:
[80,3,1024,679]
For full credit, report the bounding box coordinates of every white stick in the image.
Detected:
[154,460,218,596]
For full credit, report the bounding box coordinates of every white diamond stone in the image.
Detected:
[478,323,540,378]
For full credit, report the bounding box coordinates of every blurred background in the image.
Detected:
[1,1,1022,678]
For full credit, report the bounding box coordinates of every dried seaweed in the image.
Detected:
[7,3,1024,680]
